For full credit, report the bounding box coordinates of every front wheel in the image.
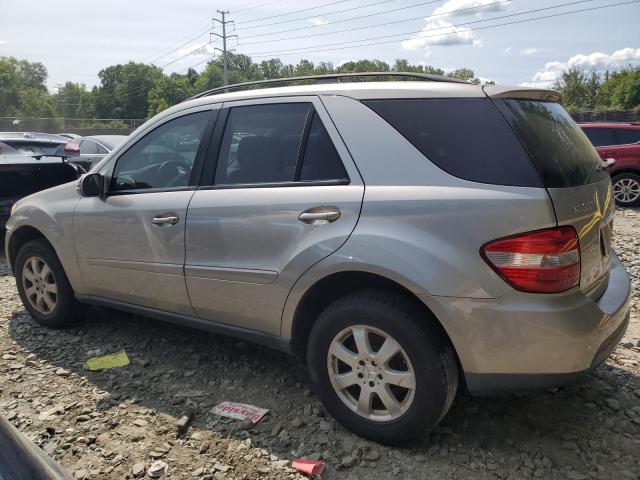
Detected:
[307,291,458,444]
[612,172,640,207]
[15,239,84,328]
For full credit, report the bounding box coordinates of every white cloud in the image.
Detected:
[401,19,479,50]
[176,42,216,58]
[521,48,640,88]
[0,40,6,45]
[433,0,512,18]
[309,17,328,26]
[503,46,512,54]
[519,47,540,55]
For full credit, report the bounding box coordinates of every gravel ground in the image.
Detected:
[1,208,639,480]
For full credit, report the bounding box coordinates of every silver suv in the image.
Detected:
[4,73,631,444]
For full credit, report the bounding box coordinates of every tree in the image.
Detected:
[597,67,640,110]
[95,62,163,119]
[554,67,600,111]
[147,74,193,117]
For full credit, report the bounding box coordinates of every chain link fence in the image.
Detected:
[570,109,640,123]
[0,117,145,136]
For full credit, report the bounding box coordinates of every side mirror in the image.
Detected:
[602,158,616,168]
[78,173,103,197]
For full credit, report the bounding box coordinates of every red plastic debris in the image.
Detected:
[292,459,325,477]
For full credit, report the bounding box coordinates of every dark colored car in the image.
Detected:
[580,122,640,207]
[0,413,72,479]
[0,133,84,229]
[76,135,127,171]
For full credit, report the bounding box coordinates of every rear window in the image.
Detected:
[1,141,64,157]
[495,99,607,187]
[363,98,543,187]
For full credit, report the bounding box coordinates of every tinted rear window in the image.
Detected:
[2,141,64,157]
[495,100,607,187]
[363,98,543,187]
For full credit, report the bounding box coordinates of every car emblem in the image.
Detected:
[572,200,594,214]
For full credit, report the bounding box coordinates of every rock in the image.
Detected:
[199,441,210,454]
[364,449,380,461]
[566,471,589,480]
[291,417,303,428]
[132,462,146,478]
[341,455,358,468]
[605,398,621,410]
[133,418,148,427]
[148,460,168,478]
[213,463,231,472]
[73,470,88,479]
[76,415,91,422]
[176,407,195,437]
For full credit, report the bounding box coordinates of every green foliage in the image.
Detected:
[1,56,638,129]
[555,65,640,112]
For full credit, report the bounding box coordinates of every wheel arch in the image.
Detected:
[610,168,640,177]
[287,270,462,373]
[7,226,55,274]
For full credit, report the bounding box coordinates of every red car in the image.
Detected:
[580,122,640,207]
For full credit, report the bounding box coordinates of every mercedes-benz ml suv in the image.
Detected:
[4,73,630,444]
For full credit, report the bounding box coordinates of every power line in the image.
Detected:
[238,0,512,46]
[234,0,398,32]
[141,21,214,62]
[234,0,354,26]
[148,26,215,65]
[239,0,639,59]
[232,0,288,15]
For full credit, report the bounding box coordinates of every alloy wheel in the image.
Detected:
[327,325,416,421]
[613,178,640,205]
[22,256,58,315]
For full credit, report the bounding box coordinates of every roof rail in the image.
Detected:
[188,71,470,100]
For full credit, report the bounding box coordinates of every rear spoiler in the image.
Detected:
[483,85,562,103]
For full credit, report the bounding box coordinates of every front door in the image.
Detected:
[74,107,217,315]
[185,97,364,335]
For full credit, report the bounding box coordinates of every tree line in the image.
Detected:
[1,54,638,132]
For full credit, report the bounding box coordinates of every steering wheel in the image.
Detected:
[155,160,191,187]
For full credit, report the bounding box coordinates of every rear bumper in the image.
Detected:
[425,251,631,395]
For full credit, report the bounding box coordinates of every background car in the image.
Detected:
[0,138,83,230]
[75,135,127,171]
[580,122,640,207]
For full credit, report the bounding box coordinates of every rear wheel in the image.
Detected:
[15,239,84,328]
[612,172,640,207]
[307,290,458,444]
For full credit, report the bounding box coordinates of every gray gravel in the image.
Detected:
[1,208,639,480]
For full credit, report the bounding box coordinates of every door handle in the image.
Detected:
[151,215,179,226]
[298,207,341,225]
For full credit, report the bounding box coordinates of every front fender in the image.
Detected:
[5,182,84,292]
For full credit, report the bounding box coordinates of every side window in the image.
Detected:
[300,114,348,181]
[215,103,310,185]
[96,143,108,154]
[615,129,640,145]
[80,140,99,155]
[111,111,210,192]
[583,128,615,147]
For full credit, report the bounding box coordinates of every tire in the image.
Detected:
[14,239,84,328]
[612,172,640,208]
[307,290,458,444]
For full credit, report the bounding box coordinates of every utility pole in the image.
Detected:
[212,10,236,87]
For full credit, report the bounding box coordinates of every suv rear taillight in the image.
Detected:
[481,226,580,294]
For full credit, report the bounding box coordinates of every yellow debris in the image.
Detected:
[84,350,130,371]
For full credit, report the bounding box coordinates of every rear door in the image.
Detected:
[493,97,615,295]
[185,96,364,335]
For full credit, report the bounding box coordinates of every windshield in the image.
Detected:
[494,99,607,187]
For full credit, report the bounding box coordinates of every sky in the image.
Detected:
[1,0,639,91]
